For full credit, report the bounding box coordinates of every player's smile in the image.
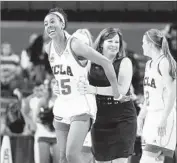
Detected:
[47,28,56,36]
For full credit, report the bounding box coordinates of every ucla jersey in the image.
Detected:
[143,55,176,152]
[48,33,97,119]
[143,55,169,111]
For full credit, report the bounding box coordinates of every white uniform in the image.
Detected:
[143,56,176,157]
[48,32,97,123]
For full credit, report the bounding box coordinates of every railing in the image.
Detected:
[0,135,94,163]
[1,1,176,12]
[0,97,18,116]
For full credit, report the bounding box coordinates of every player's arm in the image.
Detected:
[71,37,120,99]
[159,58,176,121]
[137,103,148,136]
[89,58,133,96]
[82,84,112,96]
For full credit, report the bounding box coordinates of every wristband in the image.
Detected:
[95,87,98,94]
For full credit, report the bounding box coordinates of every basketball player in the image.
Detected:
[138,29,176,163]
[43,7,125,163]
[52,28,95,163]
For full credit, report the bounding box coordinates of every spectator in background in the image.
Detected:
[35,78,59,163]
[162,24,177,61]
[0,89,30,136]
[20,33,38,80]
[21,83,43,136]
[27,34,52,84]
[165,24,177,62]
[0,42,22,94]
[22,79,59,163]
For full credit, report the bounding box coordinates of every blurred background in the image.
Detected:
[0,1,176,163]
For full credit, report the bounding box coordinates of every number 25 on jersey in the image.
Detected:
[56,79,71,95]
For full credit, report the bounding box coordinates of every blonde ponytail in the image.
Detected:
[162,36,176,80]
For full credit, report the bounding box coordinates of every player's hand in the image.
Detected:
[157,118,167,137]
[52,81,60,95]
[120,94,133,102]
[114,94,133,103]
[77,78,89,95]
[77,80,88,95]
[77,77,95,95]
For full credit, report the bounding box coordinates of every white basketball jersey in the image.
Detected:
[143,56,170,111]
[48,33,97,118]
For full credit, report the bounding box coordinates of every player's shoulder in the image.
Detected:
[65,32,78,51]
[159,56,169,66]
[69,35,82,53]
[158,56,169,75]
[70,29,90,45]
